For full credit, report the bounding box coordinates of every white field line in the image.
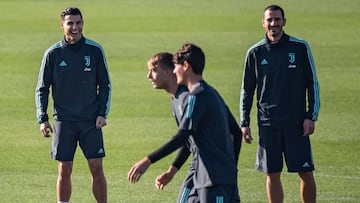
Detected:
[317,197,360,202]
[315,173,360,180]
[240,169,360,180]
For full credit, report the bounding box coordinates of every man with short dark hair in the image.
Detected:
[35,7,111,203]
[240,5,319,203]
[145,52,244,202]
[128,43,241,202]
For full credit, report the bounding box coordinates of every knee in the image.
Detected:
[267,172,281,180]
[298,171,315,182]
[58,161,73,178]
[88,159,104,178]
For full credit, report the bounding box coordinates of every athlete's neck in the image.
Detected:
[187,75,203,93]
[166,81,179,97]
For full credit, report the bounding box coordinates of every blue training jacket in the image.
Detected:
[240,33,320,127]
[35,37,111,123]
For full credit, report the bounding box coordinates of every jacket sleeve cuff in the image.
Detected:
[38,114,49,124]
[97,109,107,118]
[305,113,317,121]
[240,120,250,127]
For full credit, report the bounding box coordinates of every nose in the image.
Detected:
[71,22,80,30]
[269,19,278,26]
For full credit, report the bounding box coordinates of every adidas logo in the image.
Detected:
[59,60,67,67]
[98,148,104,154]
[302,162,311,168]
[261,59,268,65]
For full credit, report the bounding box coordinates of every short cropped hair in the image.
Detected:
[148,52,174,71]
[173,43,205,75]
[61,7,83,20]
[264,5,285,19]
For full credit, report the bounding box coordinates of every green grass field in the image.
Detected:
[1,0,359,202]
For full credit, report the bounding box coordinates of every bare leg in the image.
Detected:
[299,172,316,203]
[267,172,283,203]
[88,158,107,203]
[57,161,73,202]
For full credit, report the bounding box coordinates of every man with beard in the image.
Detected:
[239,5,320,203]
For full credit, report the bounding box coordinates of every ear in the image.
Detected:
[183,61,191,71]
[283,18,286,26]
[60,21,64,29]
[261,18,266,28]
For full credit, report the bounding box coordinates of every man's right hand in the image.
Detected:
[241,127,253,144]
[40,121,53,137]
[155,165,178,190]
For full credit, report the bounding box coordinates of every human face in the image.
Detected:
[61,14,83,44]
[262,9,286,42]
[147,64,171,89]
[173,63,186,85]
